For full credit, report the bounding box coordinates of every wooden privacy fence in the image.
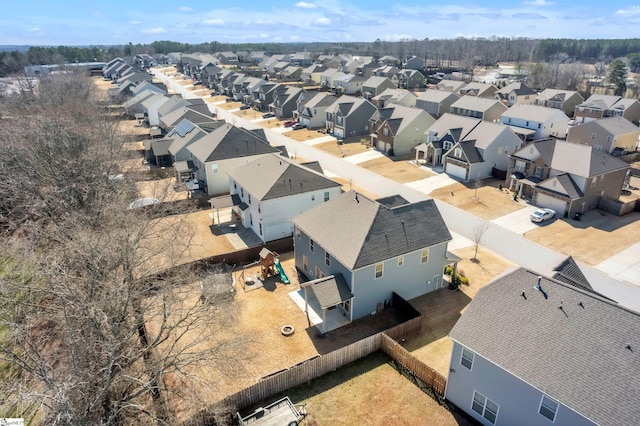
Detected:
[380,334,447,397]
[219,314,425,412]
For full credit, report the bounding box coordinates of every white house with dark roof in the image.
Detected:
[292,190,452,322]
[227,154,342,243]
[446,266,638,426]
[500,104,570,141]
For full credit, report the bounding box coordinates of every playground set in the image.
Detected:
[238,247,290,291]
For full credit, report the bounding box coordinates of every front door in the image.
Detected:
[433,274,442,289]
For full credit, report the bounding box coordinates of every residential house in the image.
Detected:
[377,55,399,66]
[495,82,537,107]
[116,71,152,85]
[142,94,171,127]
[290,52,314,67]
[441,121,522,181]
[254,82,280,111]
[574,94,640,125]
[319,68,345,90]
[369,104,435,155]
[292,190,453,322]
[159,105,220,133]
[143,138,173,167]
[446,266,639,426]
[458,82,497,99]
[397,69,425,90]
[450,96,508,122]
[301,64,326,84]
[134,53,157,69]
[404,56,425,70]
[187,124,283,195]
[436,79,467,93]
[566,116,640,155]
[214,51,239,65]
[227,154,342,243]
[506,139,629,216]
[371,88,417,108]
[297,92,338,129]
[103,58,126,80]
[500,104,570,141]
[166,52,182,65]
[416,90,460,118]
[167,119,209,162]
[333,74,366,95]
[156,95,192,122]
[414,114,488,168]
[279,65,302,82]
[123,90,158,116]
[130,80,166,97]
[325,95,377,139]
[247,51,268,64]
[534,89,584,118]
[272,86,303,119]
[362,76,397,99]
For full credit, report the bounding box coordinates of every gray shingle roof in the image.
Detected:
[458,140,483,164]
[187,124,280,163]
[301,274,353,309]
[552,256,615,301]
[449,267,640,426]
[227,154,341,201]
[551,141,629,177]
[292,190,451,270]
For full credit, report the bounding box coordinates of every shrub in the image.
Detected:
[444,265,453,276]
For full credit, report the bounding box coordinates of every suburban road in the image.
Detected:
[152,69,640,312]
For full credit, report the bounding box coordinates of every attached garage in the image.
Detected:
[445,162,468,181]
[535,192,568,216]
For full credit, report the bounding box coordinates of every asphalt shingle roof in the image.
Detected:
[187,123,280,163]
[292,190,451,270]
[449,267,640,426]
[301,274,353,309]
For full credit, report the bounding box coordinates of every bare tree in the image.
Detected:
[472,223,489,263]
[0,73,245,425]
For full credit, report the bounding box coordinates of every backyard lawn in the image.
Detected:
[358,155,434,184]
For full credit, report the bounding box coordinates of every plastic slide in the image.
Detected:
[274,258,290,284]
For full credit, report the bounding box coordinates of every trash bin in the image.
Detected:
[573,212,582,221]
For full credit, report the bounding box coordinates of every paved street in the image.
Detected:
[152,69,640,312]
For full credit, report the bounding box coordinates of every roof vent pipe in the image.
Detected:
[534,276,542,292]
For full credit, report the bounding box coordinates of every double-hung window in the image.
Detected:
[472,391,499,424]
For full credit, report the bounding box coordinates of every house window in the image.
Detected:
[259,223,262,235]
[303,255,308,272]
[537,123,542,129]
[314,267,324,279]
[324,191,330,202]
[606,135,613,144]
[515,160,526,172]
[421,248,430,264]
[375,263,384,279]
[249,213,253,226]
[534,167,543,178]
[591,133,596,140]
[454,148,462,158]
[539,395,559,422]
[240,188,244,197]
[212,164,219,173]
[383,127,389,136]
[594,144,603,151]
[309,239,315,252]
[325,252,330,266]
[234,182,237,189]
[258,204,261,213]
[248,194,251,204]
[525,121,529,127]
[398,256,404,266]
[507,117,511,124]
[472,391,499,424]
[460,347,474,370]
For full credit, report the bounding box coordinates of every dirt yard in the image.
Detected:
[358,155,435,184]
[331,176,381,200]
[525,210,640,265]
[135,177,187,203]
[431,178,526,220]
[284,128,329,142]
[313,140,371,158]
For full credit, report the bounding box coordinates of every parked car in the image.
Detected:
[210,91,219,96]
[193,81,202,86]
[284,120,297,127]
[292,123,307,130]
[239,105,251,110]
[225,97,234,103]
[262,112,276,119]
[530,208,556,223]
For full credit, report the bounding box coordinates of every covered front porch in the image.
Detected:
[508,172,541,201]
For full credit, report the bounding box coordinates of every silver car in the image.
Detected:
[530,208,556,223]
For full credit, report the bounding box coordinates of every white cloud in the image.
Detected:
[615,6,640,16]
[141,27,166,34]
[314,17,332,25]
[202,18,225,25]
[295,1,317,8]
[129,20,140,25]
[179,6,192,12]
[523,0,554,5]
[28,27,40,32]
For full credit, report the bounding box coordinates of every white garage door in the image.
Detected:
[535,193,568,216]
[445,162,467,180]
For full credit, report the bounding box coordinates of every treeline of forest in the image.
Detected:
[1,37,640,77]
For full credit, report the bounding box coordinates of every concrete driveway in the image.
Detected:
[342,149,385,164]
[404,173,458,195]
[491,204,542,234]
[596,242,640,286]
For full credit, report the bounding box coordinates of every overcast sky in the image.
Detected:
[1,0,639,46]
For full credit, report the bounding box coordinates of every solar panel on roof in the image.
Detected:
[171,119,196,138]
